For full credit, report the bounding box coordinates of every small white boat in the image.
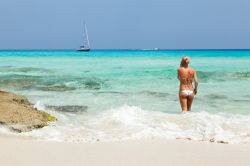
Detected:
[77,23,90,51]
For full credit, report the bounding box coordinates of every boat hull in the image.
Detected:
[77,48,90,51]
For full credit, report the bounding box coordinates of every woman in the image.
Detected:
[177,56,198,112]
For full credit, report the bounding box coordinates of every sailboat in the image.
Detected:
[77,23,90,51]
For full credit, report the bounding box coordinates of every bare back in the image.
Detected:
[178,67,195,91]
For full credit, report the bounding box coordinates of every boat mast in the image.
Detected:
[84,23,90,48]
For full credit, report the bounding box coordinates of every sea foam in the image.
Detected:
[15,105,250,144]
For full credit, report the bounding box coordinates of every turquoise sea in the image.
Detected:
[0,50,250,143]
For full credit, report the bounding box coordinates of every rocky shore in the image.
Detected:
[0,91,56,132]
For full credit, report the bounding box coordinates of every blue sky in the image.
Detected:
[0,0,250,49]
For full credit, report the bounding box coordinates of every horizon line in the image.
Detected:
[1,48,250,51]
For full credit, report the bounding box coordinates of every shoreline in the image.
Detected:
[1,135,250,166]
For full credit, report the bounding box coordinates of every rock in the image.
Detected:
[46,105,88,113]
[0,91,56,132]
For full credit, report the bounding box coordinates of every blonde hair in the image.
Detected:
[180,56,189,67]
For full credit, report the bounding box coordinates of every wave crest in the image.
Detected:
[16,105,250,144]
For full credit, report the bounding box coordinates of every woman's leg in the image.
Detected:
[179,92,188,111]
[187,93,195,111]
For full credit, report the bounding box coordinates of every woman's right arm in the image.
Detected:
[193,70,198,95]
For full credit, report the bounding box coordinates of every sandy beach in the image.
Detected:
[0,136,250,166]
[1,0,250,164]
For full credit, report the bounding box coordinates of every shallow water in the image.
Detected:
[0,50,250,143]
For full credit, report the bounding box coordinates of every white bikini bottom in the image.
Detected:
[181,90,193,96]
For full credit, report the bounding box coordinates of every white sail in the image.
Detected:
[78,23,90,51]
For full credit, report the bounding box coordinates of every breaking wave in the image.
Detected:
[10,105,250,144]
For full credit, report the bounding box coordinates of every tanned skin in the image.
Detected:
[177,56,198,112]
